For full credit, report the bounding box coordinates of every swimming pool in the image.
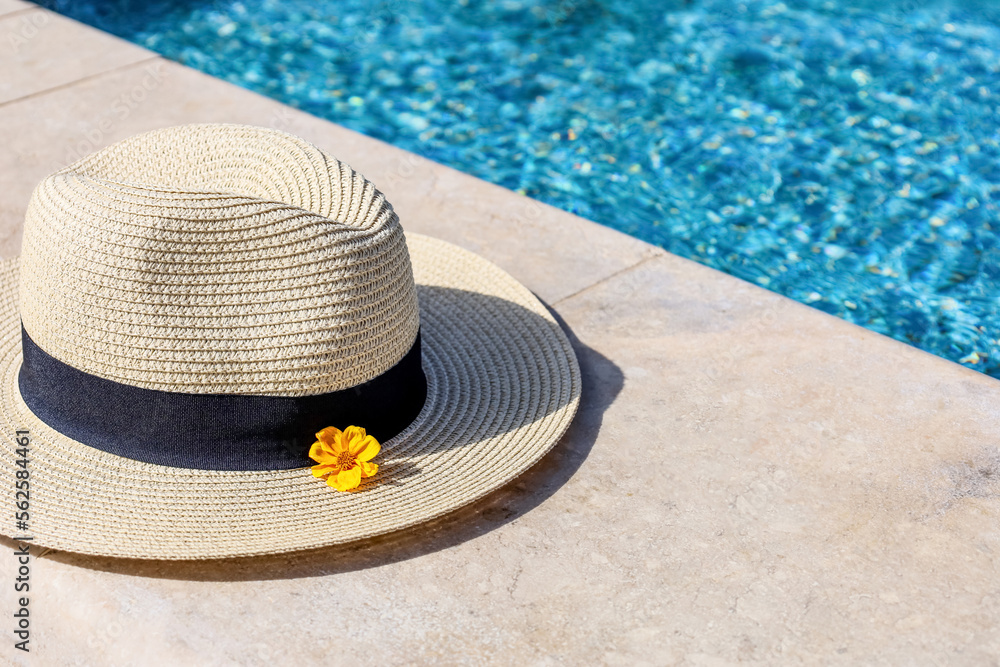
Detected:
[37,0,1000,376]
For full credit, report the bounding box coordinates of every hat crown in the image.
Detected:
[18,124,419,396]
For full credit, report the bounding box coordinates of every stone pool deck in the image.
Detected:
[1,4,999,665]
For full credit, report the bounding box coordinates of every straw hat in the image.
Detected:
[0,124,580,560]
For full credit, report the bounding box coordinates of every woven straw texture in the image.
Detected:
[0,124,581,559]
[20,124,418,395]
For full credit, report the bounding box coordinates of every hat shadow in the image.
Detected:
[5,295,623,581]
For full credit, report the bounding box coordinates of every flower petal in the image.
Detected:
[342,425,367,449]
[332,430,351,454]
[353,435,380,462]
[308,439,337,464]
[359,460,378,478]
[311,463,337,479]
[315,426,342,445]
[330,466,362,492]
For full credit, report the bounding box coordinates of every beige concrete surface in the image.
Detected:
[0,6,153,105]
[0,1,31,17]
[1,8,999,667]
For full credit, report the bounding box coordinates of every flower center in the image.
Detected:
[336,451,356,469]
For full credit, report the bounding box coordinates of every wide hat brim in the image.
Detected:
[0,232,581,560]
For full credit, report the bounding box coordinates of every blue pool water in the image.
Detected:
[39,0,1000,375]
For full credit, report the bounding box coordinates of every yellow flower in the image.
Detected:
[308,426,380,492]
